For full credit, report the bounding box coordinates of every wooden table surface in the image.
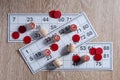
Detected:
[0,0,120,80]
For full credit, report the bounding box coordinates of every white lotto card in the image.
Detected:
[19,12,97,74]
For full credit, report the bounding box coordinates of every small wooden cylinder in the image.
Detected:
[39,28,48,37]
[67,43,75,53]
[53,58,63,67]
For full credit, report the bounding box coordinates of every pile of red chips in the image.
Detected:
[89,47,103,61]
[12,25,31,44]
[49,10,61,19]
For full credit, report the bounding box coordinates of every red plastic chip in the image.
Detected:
[83,55,90,62]
[49,10,56,18]
[70,24,77,31]
[96,47,103,55]
[12,31,20,39]
[44,49,51,56]
[89,47,96,55]
[93,54,102,61]
[50,43,59,51]
[53,34,60,42]
[18,25,26,33]
[72,34,80,42]
[23,36,31,44]
[72,54,80,63]
[54,11,61,18]
[29,22,36,29]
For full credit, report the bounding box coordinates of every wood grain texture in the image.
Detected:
[0,0,119,80]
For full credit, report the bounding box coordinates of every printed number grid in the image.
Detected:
[8,13,78,42]
[61,43,112,70]
[53,43,112,70]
